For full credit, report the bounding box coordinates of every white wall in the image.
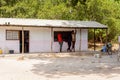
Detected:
[0,27,21,53]
[0,27,52,53]
[81,29,88,51]
[52,28,82,52]
[75,29,81,51]
[53,28,71,52]
[24,27,51,53]
[0,26,88,53]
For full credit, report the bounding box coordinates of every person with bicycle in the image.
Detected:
[107,41,112,55]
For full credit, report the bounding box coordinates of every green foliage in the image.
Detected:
[0,0,120,42]
[87,0,120,42]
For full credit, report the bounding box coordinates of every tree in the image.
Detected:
[0,0,120,42]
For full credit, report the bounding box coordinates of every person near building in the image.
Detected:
[71,30,76,52]
[107,41,112,55]
[67,33,72,52]
[57,33,63,52]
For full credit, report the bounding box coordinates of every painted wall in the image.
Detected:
[52,28,88,52]
[0,27,21,53]
[81,29,88,51]
[25,27,51,52]
[0,26,88,53]
[52,28,73,52]
[0,27,52,53]
[75,29,81,51]
[52,28,87,52]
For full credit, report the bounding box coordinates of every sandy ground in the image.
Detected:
[0,54,120,80]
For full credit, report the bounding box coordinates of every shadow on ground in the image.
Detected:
[30,55,120,79]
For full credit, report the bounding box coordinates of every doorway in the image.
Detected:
[19,31,29,53]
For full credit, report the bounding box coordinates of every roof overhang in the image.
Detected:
[0,18,107,29]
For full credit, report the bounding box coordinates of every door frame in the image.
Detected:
[19,30,29,53]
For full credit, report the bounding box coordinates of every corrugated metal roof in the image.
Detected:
[0,18,107,29]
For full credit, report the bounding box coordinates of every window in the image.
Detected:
[54,31,72,42]
[6,30,19,40]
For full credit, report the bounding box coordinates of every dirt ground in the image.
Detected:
[0,54,120,80]
[88,43,119,51]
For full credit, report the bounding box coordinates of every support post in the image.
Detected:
[79,29,81,51]
[22,27,24,54]
[20,27,24,60]
[51,28,53,52]
[18,27,24,60]
[94,28,96,51]
[106,29,108,44]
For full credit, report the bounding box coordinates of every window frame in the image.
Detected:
[54,31,72,42]
[6,30,19,40]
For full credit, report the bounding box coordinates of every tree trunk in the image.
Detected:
[99,35,103,43]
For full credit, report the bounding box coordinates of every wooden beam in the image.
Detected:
[17,27,24,60]
[106,29,108,44]
[51,28,53,52]
[22,27,24,54]
[94,29,96,51]
[79,29,81,51]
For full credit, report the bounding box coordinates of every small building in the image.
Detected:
[0,18,107,53]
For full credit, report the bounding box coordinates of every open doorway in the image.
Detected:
[54,31,72,42]
[19,31,29,53]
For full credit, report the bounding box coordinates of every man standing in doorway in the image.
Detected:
[72,30,76,52]
[67,33,72,52]
[57,33,63,52]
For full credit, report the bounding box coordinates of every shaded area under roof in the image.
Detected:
[0,18,107,29]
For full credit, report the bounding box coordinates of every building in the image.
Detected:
[0,18,107,53]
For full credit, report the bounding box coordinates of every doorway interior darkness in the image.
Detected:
[54,31,72,42]
[19,31,29,53]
